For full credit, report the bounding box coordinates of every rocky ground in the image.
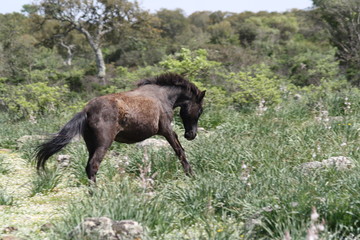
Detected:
[0,149,86,240]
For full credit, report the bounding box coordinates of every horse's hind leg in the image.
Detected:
[83,124,116,183]
[85,146,109,183]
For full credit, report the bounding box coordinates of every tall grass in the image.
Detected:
[0,155,9,174]
[0,112,66,150]
[30,167,62,196]
[48,95,358,238]
[0,189,14,206]
[0,155,13,205]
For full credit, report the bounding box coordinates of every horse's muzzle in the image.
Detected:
[184,131,196,140]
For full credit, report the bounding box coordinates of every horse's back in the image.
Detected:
[84,91,163,143]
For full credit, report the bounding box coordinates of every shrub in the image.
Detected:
[65,69,86,92]
[192,80,230,108]
[289,48,340,86]
[160,49,283,109]
[159,48,221,81]
[0,80,69,120]
[227,64,282,107]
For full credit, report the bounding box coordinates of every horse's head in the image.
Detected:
[180,90,206,140]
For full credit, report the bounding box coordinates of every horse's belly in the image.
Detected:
[114,117,159,144]
[115,129,157,144]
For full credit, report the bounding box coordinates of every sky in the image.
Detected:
[0,0,313,15]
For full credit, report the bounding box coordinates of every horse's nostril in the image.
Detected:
[185,131,196,140]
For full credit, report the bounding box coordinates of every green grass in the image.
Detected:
[0,156,13,206]
[2,92,360,239]
[0,155,9,174]
[0,189,14,206]
[30,167,62,197]
[47,96,360,239]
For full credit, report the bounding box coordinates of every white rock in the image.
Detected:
[136,138,168,149]
[69,217,143,240]
[300,156,354,171]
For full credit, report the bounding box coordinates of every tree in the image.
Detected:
[208,21,237,45]
[29,17,89,67]
[37,0,146,82]
[104,10,163,67]
[209,11,230,24]
[155,9,188,40]
[0,13,37,82]
[313,0,360,85]
[188,11,211,31]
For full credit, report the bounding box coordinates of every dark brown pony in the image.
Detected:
[35,73,205,182]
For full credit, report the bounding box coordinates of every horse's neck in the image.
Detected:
[137,85,190,109]
[160,87,190,109]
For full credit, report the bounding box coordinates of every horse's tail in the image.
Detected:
[35,111,87,170]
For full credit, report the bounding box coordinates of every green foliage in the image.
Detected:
[227,64,282,107]
[30,168,62,197]
[0,189,14,206]
[275,40,341,87]
[0,155,9,174]
[160,49,282,108]
[292,50,340,86]
[197,107,231,129]
[208,20,239,45]
[238,13,299,52]
[3,5,360,239]
[1,86,360,238]
[0,13,34,81]
[156,9,188,39]
[261,14,299,41]
[64,144,91,186]
[0,80,69,119]
[37,0,149,78]
[63,69,86,92]
[192,80,230,108]
[159,48,221,81]
[313,0,360,85]
[40,91,360,239]
[188,11,211,30]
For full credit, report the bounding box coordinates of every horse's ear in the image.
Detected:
[198,90,206,103]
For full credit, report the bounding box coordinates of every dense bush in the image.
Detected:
[0,80,69,120]
[160,49,282,108]
[227,64,282,107]
[159,48,221,80]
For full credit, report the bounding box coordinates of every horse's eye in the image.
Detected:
[198,108,203,117]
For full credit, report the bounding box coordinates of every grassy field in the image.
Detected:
[1,93,360,239]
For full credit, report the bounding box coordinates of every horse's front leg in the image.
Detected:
[164,131,193,176]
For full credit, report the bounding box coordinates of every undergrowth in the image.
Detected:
[2,91,360,239]
[47,93,360,239]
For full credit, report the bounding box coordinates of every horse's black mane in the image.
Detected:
[138,73,201,96]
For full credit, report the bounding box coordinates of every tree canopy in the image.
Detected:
[313,0,360,85]
[37,0,149,82]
